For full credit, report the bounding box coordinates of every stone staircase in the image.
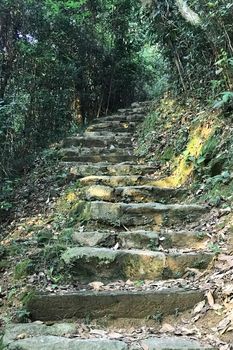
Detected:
[2,102,215,349]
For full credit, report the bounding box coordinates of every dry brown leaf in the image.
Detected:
[88,281,104,291]
[193,300,205,314]
[160,323,175,333]
[217,317,231,334]
[16,333,28,340]
[90,329,107,336]
[222,283,233,296]
[141,344,149,350]
[206,290,215,307]
[108,332,123,339]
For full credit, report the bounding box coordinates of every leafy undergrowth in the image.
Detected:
[135,95,233,348]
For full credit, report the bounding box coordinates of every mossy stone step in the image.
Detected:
[82,201,208,228]
[61,152,136,163]
[95,113,146,123]
[63,135,132,148]
[62,147,134,157]
[86,121,136,133]
[4,330,126,350]
[61,247,213,281]
[26,289,205,321]
[84,131,133,138]
[3,324,214,349]
[80,175,161,187]
[85,185,185,203]
[66,163,156,177]
[72,230,208,250]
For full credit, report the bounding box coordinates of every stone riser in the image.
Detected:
[95,114,145,123]
[80,175,161,187]
[27,289,205,322]
[65,163,157,177]
[84,201,207,228]
[63,136,132,148]
[62,154,137,163]
[61,247,213,281]
[72,230,208,250]
[84,185,185,204]
[63,147,134,156]
[86,124,136,133]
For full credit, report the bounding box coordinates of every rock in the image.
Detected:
[73,230,158,250]
[85,185,114,201]
[3,323,77,346]
[72,231,116,247]
[6,336,127,350]
[139,337,214,350]
[61,247,165,280]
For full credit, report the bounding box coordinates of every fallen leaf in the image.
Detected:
[206,290,215,307]
[160,323,175,333]
[89,281,104,291]
[193,300,205,314]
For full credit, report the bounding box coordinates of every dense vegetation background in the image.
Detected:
[0,0,232,178]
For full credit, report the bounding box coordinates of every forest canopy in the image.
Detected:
[0,0,232,177]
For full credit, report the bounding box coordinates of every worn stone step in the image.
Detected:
[86,121,136,133]
[81,201,207,228]
[3,323,214,350]
[61,247,213,281]
[131,100,152,108]
[139,337,214,350]
[65,163,156,177]
[118,107,146,115]
[80,175,162,187]
[85,185,185,203]
[66,147,134,156]
[72,230,208,250]
[26,288,205,322]
[63,135,132,148]
[3,322,127,349]
[96,113,146,123]
[61,151,136,163]
[84,131,134,138]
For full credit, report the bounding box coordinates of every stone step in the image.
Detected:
[95,113,146,123]
[118,107,146,115]
[80,175,162,187]
[131,100,152,108]
[26,288,205,322]
[64,162,156,177]
[72,229,208,250]
[84,131,133,138]
[61,247,213,281]
[63,135,132,148]
[3,323,214,350]
[86,121,136,133]
[84,185,185,203]
[80,201,207,228]
[61,150,136,163]
[64,147,134,156]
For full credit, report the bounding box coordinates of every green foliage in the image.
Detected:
[14,259,33,280]
[147,1,233,99]
[0,0,156,179]
[213,91,233,110]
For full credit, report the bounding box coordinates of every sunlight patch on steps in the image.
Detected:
[153,121,214,188]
